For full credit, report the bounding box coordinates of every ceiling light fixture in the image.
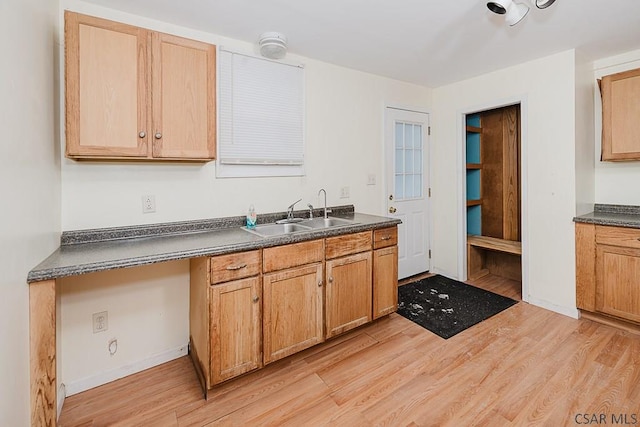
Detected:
[535,0,556,9]
[487,0,556,26]
[258,32,288,60]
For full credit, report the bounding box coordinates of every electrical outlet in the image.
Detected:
[92,311,108,333]
[340,186,350,198]
[367,174,376,185]
[142,195,156,214]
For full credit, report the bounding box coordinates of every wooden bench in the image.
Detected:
[467,235,521,280]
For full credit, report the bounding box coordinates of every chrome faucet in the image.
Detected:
[307,203,314,219]
[287,198,302,220]
[318,188,329,219]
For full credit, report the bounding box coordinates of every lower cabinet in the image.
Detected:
[209,276,262,384]
[190,250,262,391]
[576,223,640,325]
[373,227,399,319]
[263,263,324,364]
[373,245,398,319]
[325,252,372,338]
[189,226,399,394]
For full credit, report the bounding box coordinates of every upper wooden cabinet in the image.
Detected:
[601,67,640,161]
[64,12,216,161]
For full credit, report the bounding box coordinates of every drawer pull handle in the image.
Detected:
[381,236,391,241]
[226,264,247,271]
[252,296,259,303]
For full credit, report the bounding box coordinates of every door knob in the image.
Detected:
[389,206,397,213]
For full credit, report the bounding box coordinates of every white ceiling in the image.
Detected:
[81,0,640,87]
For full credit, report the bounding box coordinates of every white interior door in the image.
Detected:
[385,107,430,279]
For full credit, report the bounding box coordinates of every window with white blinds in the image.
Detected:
[217,49,305,177]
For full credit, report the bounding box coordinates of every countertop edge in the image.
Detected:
[28,214,400,283]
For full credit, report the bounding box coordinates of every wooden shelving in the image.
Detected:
[466,125,482,133]
[467,199,482,207]
[466,163,482,169]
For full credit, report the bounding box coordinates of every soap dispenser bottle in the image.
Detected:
[246,205,257,229]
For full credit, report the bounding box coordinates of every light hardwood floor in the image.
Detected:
[59,275,640,426]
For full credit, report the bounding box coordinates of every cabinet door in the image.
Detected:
[65,12,150,158]
[325,252,372,338]
[263,263,324,364]
[596,245,640,323]
[601,68,640,161]
[210,276,262,384]
[151,32,216,160]
[373,246,398,319]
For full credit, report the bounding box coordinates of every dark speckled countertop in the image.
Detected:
[28,205,401,283]
[573,204,640,229]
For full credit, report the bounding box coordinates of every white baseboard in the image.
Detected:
[64,344,189,396]
[526,297,580,319]
[57,383,66,420]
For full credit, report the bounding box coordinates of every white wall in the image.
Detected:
[593,49,640,205]
[0,0,61,425]
[432,50,579,317]
[575,51,596,216]
[58,0,432,393]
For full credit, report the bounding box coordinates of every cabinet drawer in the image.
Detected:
[263,239,324,273]
[373,227,398,249]
[596,225,640,250]
[325,231,372,259]
[210,250,261,284]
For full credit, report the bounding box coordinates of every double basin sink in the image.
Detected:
[242,217,357,238]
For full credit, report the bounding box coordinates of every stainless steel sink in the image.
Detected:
[242,222,312,238]
[303,217,357,229]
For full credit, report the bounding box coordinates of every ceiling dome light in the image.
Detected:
[505,2,529,25]
[487,0,531,26]
[535,0,556,8]
[259,32,287,60]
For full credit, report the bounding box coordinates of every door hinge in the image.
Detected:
[428,249,432,259]
[428,126,431,136]
[428,188,431,197]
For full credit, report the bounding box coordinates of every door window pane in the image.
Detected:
[394,120,424,201]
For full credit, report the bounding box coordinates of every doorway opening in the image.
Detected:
[464,104,522,300]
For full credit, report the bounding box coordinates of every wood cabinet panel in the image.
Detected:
[65,12,149,158]
[152,32,216,159]
[575,223,596,311]
[263,263,324,364]
[602,68,640,161]
[210,277,262,384]
[373,246,398,319]
[263,239,324,272]
[189,257,211,389]
[325,231,372,259]
[595,225,640,249]
[596,245,640,323]
[210,250,261,284]
[325,252,372,338]
[373,227,398,249]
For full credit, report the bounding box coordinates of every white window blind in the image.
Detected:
[218,49,304,173]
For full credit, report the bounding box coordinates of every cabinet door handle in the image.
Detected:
[155,132,162,139]
[318,281,323,287]
[328,276,333,283]
[381,236,391,241]
[252,296,259,303]
[226,264,247,271]
[138,131,146,138]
